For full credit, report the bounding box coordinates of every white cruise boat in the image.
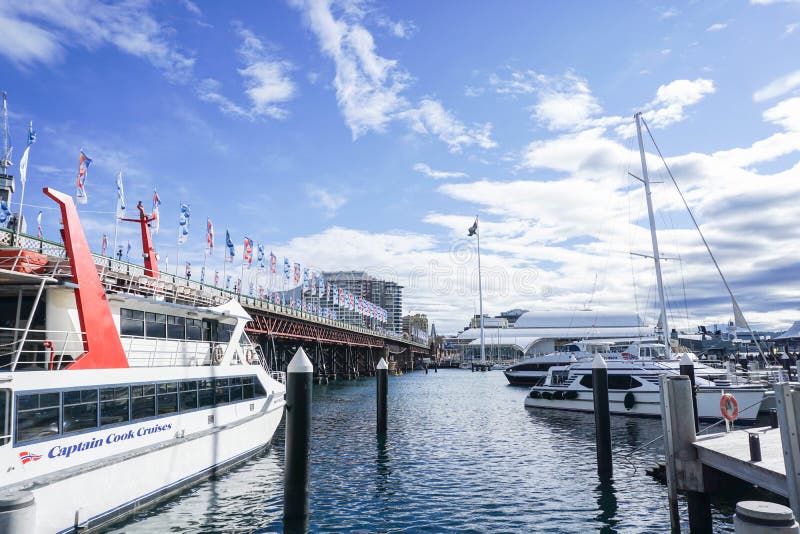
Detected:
[503,340,618,386]
[524,352,767,423]
[0,188,286,533]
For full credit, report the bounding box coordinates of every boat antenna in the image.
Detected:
[634,112,671,357]
[640,117,769,364]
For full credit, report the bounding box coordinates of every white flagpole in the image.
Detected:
[476,215,486,364]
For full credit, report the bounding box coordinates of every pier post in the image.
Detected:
[660,375,711,533]
[284,348,313,531]
[377,357,388,434]
[592,355,613,482]
[680,353,700,432]
[775,383,800,519]
[0,491,35,533]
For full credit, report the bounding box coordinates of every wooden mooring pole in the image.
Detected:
[284,348,313,532]
[660,374,712,533]
[592,355,613,482]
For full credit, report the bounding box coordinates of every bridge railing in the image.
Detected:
[0,228,426,348]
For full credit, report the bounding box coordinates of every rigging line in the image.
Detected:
[641,118,768,364]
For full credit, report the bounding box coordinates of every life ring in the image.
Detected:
[245,349,255,365]
[212,345,225,365]
[720,393,739,422]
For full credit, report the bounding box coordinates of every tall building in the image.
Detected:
[321,271,404,334]
[402,313,429,342]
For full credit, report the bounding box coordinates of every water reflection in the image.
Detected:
[375,433,390,494]
[595,481,619,533]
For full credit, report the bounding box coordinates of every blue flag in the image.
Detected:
[225,229,235,262]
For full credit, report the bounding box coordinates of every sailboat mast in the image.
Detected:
[635,112,671,356]
[1,91,9,173]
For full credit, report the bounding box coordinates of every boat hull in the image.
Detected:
[524,387,764,424]
[6,397,284,533]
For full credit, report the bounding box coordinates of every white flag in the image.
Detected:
[19,145,30,186]
[116,171,126,218]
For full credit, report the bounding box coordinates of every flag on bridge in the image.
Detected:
[75,149,92,204]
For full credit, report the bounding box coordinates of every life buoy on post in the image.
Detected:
[720,393,739,422]
[212,345,225,365]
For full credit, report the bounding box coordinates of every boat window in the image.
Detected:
[120,308,145,336]
[215,378,230,405]
[101,386,130,427]
[198,379,215,408]
[145,313,167,338]
[242,377,255,400]
[62,389,99,435]
[217,323,235,343]
[157,382,178,415]
[0,390,8,445]
[179,381,198,411]
[202,319,218,342]
[131,384,156,421]
[16,392,60,443]
[186,319,202,341]
[582,375,645,390]
[167,315,186,339]
[230,377,244,402]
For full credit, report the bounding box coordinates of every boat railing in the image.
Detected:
[269,371,286,384]
[122,336,264,368]
[0,327,87,372]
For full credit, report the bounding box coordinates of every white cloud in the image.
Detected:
[198,25,296,120]
[292,0,494,151]
[374,15,416,39]
[413,163,468,179]
[754,70,800,102]
[306,185,348,216]
[0,1,195,82]
[659,7,680,19]
[706,22,728,32]
[488,70,608,132]
[614,78,715,136]
[751,0,800,4]
[400,99,497,152]
[785,23,799,35]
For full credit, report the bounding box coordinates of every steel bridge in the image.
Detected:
[1,229,431,379]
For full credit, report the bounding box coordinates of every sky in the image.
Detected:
[1,0,800,335]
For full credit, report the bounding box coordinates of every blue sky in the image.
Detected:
[2,0,800,334]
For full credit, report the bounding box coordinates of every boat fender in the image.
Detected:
[564,390,578,400]
[212,345,225,365]
[720,393,739,422]
[529,390,541,399]
[553,391,565,400]
[623,392,636,411]
[541,391,553,400]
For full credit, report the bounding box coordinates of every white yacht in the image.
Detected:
[503,340,619,386]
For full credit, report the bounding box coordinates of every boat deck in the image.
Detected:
[694,426,787,497]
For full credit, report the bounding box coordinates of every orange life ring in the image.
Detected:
[720,393,739,422]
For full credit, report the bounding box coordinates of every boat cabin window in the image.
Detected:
[131,384,156,421]
[62,389,99,435]
[156,382,178,415]
[217,323,235,343]
[0,390,10,445]
[101,386,130,427]
[145,313,167,338]
[202,320,218,342]
[551,370,570,385]
[14,375,268,445]
[186,319,202,341]
[120,309,145,336]
[579,375,644,390]
[167,316,186,339]
[16,392,60,443]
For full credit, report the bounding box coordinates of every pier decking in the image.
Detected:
[695,426,787,498]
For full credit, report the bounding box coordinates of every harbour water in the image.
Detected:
[109,369,745,533]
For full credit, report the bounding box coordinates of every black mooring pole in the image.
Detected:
[679,353,700,432]
[377,357,388,434]
[592,354,613,481]
[284,347,313,532]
